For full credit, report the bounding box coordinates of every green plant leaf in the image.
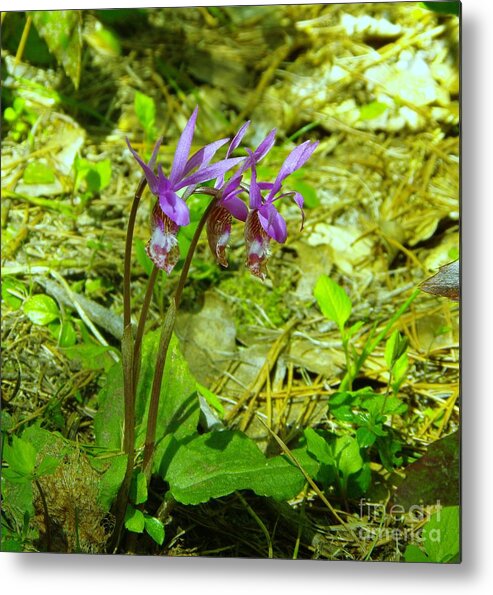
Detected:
[32,11,83,89]
[422,506,460,563]
[35,455,60,477]
[134,91,156,139]
[124,506,145,533]
[1,277,27,310]
[130,471,148,505]
[4,436,37,477]
[356,426,377,448]
[403,544,430,562]
[61,344,116,371]
[91,454,127,511]
[144,515,165,545]
[333,435,364,479]
[94,363,124,450]
[314,275,352,332]
[23,294,60,325]
[166,430,311,505]
[23,161,56,185]
[304,427,332,464]
[359,101,389,121]
[420,2,460,16]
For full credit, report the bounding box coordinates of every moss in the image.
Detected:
[218,270,292,332]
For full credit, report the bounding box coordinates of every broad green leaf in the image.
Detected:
[32,11,82,89]
[144,516,165,545]
[23,161,56,185]
[35,455,60,477]
[359,101,389,121]
[422,506,460,563]
[94,363,124,450]
[384,330,408,370]
[166,430,311,505]
[91,454,127,511]
[130,471,148,505]
[333,435,363,479]
[404,544,430,563]
[61,344,115,371]
[57,319,77,348]
[23,294,59,325]
[124,506,145,533]
[304,428,332,464]
[314,275,352,332]
[4,436,37,477]
[356,427,377,448]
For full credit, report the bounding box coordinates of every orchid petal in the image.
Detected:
[222,195,249,221]
[269,140,319,197]
[169,106,198,185]
[248,159,263,210]
[126,138,159,195]
[148,137,163,169]
[158,188,190,227]
[258,203,287,244]
[184,138,230,177]
[177,157,244,189]
[228,121,251,157]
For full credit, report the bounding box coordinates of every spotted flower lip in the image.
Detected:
[126,106,244,227]
[206,125,278,268]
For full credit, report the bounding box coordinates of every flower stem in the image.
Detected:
[132,265,159,386]
[142,194,218,478]
[110,176,147,551]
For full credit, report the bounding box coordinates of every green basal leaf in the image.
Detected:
[23,161,56,185]
[135,238,154,276]
[166,430,311,505]
[32,11,82,89]
[422,506,460,563]
[61,344,116,371]
[124,506,145,533]
[23,294,60,325]
[314,275,352,332]
[144,515,165,545]
[94,363,124,450]
[92,454,127,511]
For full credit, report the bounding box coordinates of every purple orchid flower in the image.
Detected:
[206,125,277,268]
[244,139,319,280]
[126,106,244,273]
